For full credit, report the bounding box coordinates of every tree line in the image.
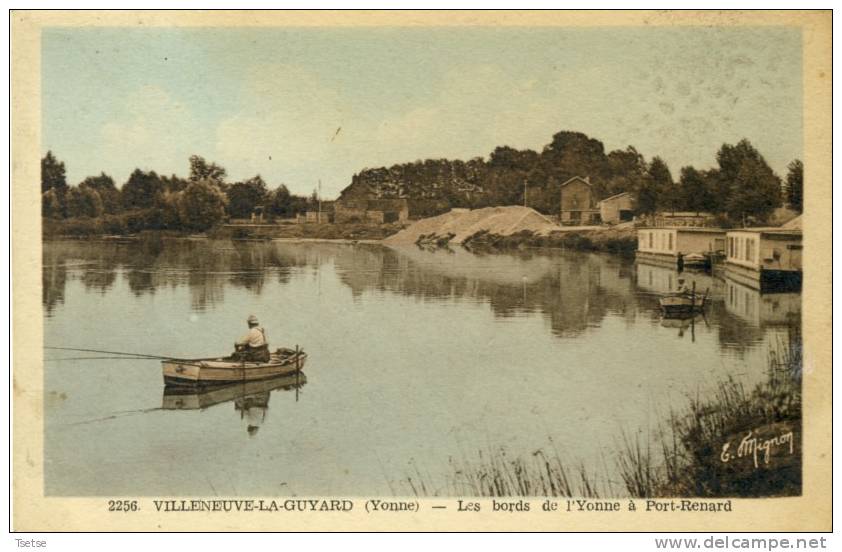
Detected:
[344,131,803,223]
[43,130,804,234]
[41,153,317,232]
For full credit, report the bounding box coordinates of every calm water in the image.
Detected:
[43,238,800,496]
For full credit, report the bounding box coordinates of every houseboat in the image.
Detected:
[724,228,802,292]
[636,227,726,269]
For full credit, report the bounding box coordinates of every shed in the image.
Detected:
[598,192,634,224]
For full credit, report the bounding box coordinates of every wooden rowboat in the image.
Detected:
[162,347,307,387]
[659,292,707,318]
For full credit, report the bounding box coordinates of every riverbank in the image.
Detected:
[43,211,637,254]
[42,217,404,242]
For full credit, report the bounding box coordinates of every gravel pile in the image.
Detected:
[384,206,563,246]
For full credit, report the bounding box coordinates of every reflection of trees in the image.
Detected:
[42,254,67,316]
[81,267,117,293]
[42,239,312,312]
[43,240,801,348]
[336,246,641,338]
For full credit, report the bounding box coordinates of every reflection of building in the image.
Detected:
[725,228,802,291]
[723,277,801,328]
[559,176,600,225]
[635,261,719,297]
[598,192,634,224]
[636,227,726,267]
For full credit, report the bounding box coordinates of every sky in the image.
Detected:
[42,26,802,199]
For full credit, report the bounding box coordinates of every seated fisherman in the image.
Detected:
[235,315,270,362]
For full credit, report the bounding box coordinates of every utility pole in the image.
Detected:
[318,179,322,222]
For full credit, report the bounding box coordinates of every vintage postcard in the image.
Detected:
[11,10,832,532]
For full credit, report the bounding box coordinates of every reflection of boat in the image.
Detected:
[659,292,707,318]
[162,373,306,410]
[162,373,305,410]
[163,374,306,436]
[660,314,703,329]
[162,347,307,386]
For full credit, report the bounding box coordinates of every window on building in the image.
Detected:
[649,232,653,249]
[668,233,673,251]
[746,238,755,262]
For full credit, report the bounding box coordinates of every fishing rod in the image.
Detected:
[44,356,155,362]
[44,346,191,362]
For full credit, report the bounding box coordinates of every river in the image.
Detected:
[42,238,800,496]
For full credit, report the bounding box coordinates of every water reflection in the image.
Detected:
[723,277,801,328]
[43,239,803,497]
[335,246,640,338]
[162,374,306,437]
[43,239,800,351]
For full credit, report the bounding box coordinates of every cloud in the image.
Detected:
[98,85,200,180]
[215,64,351,189]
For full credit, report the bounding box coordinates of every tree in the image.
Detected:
[603,146,648,202]
[189,155,227,185]
[176,179,227,231]
[41,189,63,218]
[785,159,803,213]
[65,186,104,218]
[268,184,293,217]
[79,173,120,214]
[41,151,68,194]
[633,156,674,214]
[226,176,268,219]
[728,157,783,224]
[678,166,718,213]
[121,169,164,210]
[714,139,782,223]
[541,131,610,187]
[161,174,189,194]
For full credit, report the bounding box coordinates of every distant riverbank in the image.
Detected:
[43,214,637,254]
[42,216,404,241]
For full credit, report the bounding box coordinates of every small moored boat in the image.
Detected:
[682,253,709,269]
[162,347,307,387]
[659,291,707,318]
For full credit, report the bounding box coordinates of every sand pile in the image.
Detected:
[384,206,563,246]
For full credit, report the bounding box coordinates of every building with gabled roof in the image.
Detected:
[559,176,600,225]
